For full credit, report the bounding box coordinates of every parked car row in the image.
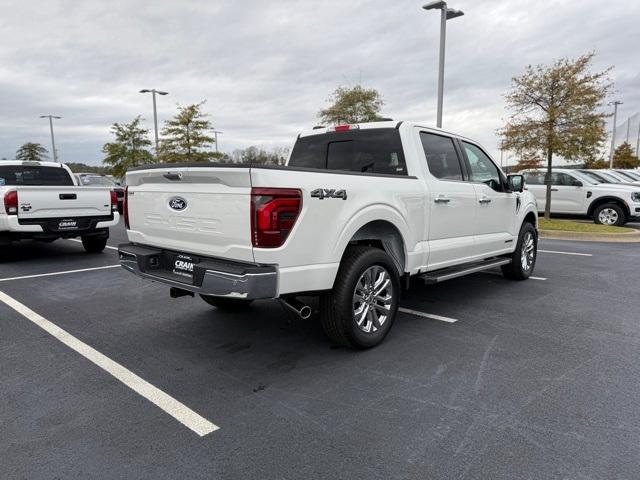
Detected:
[0,161,119,251]
[522,168,640,226]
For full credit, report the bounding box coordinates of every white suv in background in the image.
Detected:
[523,168,640,226]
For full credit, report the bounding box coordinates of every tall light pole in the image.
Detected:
[422,1,464,129]
[609,100,623,167]
[139,89,168,153]
[40,115,62,161]
[213,130,223,153]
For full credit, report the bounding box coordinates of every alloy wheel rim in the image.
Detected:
[353,265,393,334]
[520,232,535,271]
[598,208,618,225]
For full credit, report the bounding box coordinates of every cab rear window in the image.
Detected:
[0,165,74,186]
[289,128,407,176]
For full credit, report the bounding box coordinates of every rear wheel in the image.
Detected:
[81,235,107,253]
[593,203,626,226]
[200,295,253,310]
[320,246,400,349]
[501,222,537,280]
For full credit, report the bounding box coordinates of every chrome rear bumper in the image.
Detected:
[118,243,278,300]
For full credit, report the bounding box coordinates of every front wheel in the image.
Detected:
[593,203,626,226]
[81,235,107,253]
[320,246,400,349]
[501,222,537,280]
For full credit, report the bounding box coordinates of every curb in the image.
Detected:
[539,228,640,243]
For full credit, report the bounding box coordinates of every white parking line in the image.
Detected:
[0,290,219,436]
[539,249,593,257]
[0,265,121,283]
[398,307,457,323]
[67,238,119,251]
[481,271,547,281]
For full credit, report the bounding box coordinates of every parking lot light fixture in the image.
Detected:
[608,100,622,167]
[139,89,169,153]
[39,115,62,162]
[422,1,464,129]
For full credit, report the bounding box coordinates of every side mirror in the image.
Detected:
[507,174,524,193]
[571,180,583,187]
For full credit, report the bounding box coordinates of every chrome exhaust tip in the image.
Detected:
[279,298,312,319]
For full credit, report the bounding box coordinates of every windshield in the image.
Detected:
[617,170,640,181]
[0,165,74,186]
[570,170,598,185]
[578,170,614,184]
[79,175,115,186]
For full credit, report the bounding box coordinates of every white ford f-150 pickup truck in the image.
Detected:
[119,121,538,348]
[1,161,120,252]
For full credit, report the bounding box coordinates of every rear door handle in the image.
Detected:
[434,196,450,204]
[479,197,492,204]
[550,188,558,192]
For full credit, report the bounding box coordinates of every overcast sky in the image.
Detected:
[1,0,639,165]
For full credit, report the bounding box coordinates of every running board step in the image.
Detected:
[419,258,511,284]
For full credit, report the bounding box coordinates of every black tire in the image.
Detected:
[593,203,626,226]
[320,246,400,349]
[200,295,253,310]
[501,222,537,280]
[81,235,107,253]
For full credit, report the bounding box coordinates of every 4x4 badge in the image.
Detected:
[311,189,347,200]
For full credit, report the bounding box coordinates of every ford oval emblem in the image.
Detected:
[169,197,187,211]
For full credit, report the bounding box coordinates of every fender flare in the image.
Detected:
[332,204,413,272]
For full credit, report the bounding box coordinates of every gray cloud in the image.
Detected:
[0,0,638,164]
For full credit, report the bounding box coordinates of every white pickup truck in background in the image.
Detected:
[119,121,538,348]
[0,161,120,252]
[523,168,640,226]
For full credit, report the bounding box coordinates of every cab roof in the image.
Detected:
[297,120,477,144]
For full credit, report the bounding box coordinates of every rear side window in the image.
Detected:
[523,172,544,185]
[420,132,463,181]
[289,128,407,175]
[0,165,74,186]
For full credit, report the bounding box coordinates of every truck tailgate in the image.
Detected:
[16,186,112,219]
[125,167,254,263]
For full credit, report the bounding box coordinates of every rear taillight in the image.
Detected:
[123,186,130,229]
[251,188,302,248]
[4,190,17,215]
[110,189,118,212]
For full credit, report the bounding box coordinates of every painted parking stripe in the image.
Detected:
[398,307,457,323]
[539,249,592,257]
[481,271,547,281]
[0,265,121,283]
[0,290,219,436]
[67,238,119,251]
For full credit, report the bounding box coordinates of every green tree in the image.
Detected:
[318,85,384,125]
[612,142,639,169]
[230,146,289,165]
[16,142,49,161]
[102,116,154,178]
[159,101,216,162]
[499,52,612,220]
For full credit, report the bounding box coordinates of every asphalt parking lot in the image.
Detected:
[1,222,639,480]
